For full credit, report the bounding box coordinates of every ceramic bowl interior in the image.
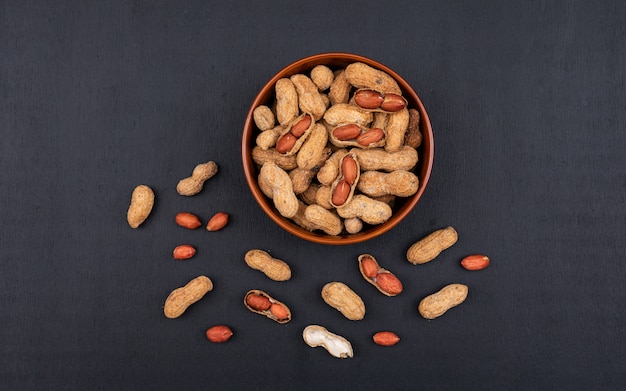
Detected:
[242,52,433,245]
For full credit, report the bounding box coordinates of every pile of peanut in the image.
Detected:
[251,61,423,235]
[126,61,492,356]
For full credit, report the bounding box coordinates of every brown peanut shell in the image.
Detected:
[406,226,459,265]
[321,282,365,321]
[244,249,291,281]
[418,284,468,319]
[344,62,402,95]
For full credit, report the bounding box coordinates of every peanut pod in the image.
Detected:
[258,162,299,218]
[344,62,402,95]
[275,78,299,126]
[406,226,459,265]
[330,153,360,208]
[290,74,327,121]
[353,88,408,114]
[349,145,418,172]
[321,281,365,321]
[323,103,373,127]
[244,290,292,324]
[357,170,419,198]
[244,249,291,281]
[163,275,213,319]
[336,194,392,225]
[358,254,403,296]
[275,113,314,155]
[418,283,468,319]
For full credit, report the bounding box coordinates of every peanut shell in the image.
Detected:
[406,226,459,265]
[418,283,468,319]
[321,282,365,321]
[244,290,291,324]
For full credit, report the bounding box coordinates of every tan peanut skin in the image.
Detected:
[163,276,213,319]
[406,226,459,265]
[344,62,402,95]
[252,105,275,131]
[384,107,410,153]
[244,249,291,281]
[418,283,468,319]
[357,170,419,198]
[275,78,299,126]
[404,108,422,148]
[310,65,334,91]
[336,194,392,225]
[252,146,298,171]
[296,123,329,170]
[127,185,154,228]
[304,204,343,236]
[328,70,351,105]
[321,282,365,320]
[258,162,299,218]
[176,161,218,196]
[323,103,373,127]
[350,146,418,172]
[290,74,327,121]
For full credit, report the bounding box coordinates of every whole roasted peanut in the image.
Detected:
[206,212,229,231]
[358,254,403,296]
[206,325,233,343]
[314,185,334,209]
[357,170,419,198]
[310,65,334,91]
[344,62,402,95]
[324,103,373,127]
[175,212,202,229]
[256,125,283,150]
[350,146,418,172]
[461,254,490,271]
[173,244,196,260]
[297,123,329,170]
[303,325,353,359]
[304,204,343,235]
[252,146,298,171]
[418,283,468,319]
[355,128,385,147]
[343,217,363,234]
[321,282,365,321]
[317,149,348,186]
[258,162,299,218]
[275,78,299,126]
[404,108,422,148]
[406,226,459,265]
[127,185,155,228]
[290,201,321,231]
[332,124,362,141]
[176,161,218,196]
[290,74,327,120]
[354,89,384,109]
[244,249,291,281]
[163,275,213,319]
[245,293,271,311]
[372,331,400,347]
[384,107,410,152]
[336,194,392,225]
[328,70,351,105]
[252,105,275,131]
[244,290,291,324]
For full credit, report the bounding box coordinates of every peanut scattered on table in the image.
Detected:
[127,185,154,228]
[163,275,213,319]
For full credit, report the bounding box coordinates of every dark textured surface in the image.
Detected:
[1,1,625,390]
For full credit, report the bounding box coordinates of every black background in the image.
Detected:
[2,1,625,390]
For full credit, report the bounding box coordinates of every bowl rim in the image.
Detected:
[242,52,434,245]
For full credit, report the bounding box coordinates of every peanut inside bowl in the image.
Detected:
[241,53,433,245]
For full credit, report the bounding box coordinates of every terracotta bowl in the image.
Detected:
[242,53,433,245]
